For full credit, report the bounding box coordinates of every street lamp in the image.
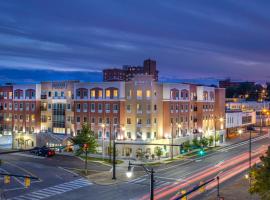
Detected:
[126,161,155,200]
[247,125,255,191]
[101,123,105,159]
[171,123,174,160]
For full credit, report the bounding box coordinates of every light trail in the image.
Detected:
[139,145,266,200]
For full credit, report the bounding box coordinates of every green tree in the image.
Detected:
[154,146,163,160]
[192,138,200,148]
[71,123,98,156]
[249,146,270,199]
[183,141,191,152]
[200,137,209,148]
[208,136,214,146]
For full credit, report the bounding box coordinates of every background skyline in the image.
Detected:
[0,0,270,84]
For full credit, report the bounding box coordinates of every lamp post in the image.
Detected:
[101,123,105,159]
[112,125,125,180]
[247,125,255,191]
[171,123,173,160]
[126,161,155,200]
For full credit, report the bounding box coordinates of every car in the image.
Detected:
[30,147,41,155]
[37,147,55,157]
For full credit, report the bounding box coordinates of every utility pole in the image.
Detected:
[171,123,174,160]
[217,176,220,199]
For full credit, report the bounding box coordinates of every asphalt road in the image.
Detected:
[0,132,269,200]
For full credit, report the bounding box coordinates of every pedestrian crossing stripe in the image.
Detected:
[128,177,171,188]
[8,178,92,200]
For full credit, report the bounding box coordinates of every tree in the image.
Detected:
[192,138,200,148]
[200,137,209,148]
[71,123,98,156]
[154,146,163,160]
[208,136,214,146]
[249,146,270,199]
[183,141,191,152]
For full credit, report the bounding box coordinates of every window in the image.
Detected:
[137,104,142,112]
[91,103,95,112]
[76,104,81,111]
[67,91,72,98]
[147,132,151,139]
[127,90,132,98]
[91,90,95,98]
[98,117,102,124]
[26,115,29,122]
[31,114,35,122]
[146,118,151,125]
[113,104,118,112]
[98,90,102,98]
[154,118,157,124]
[61,91,64,97]
[105,103,110,112]
[76,117,80,123]
[137,90,142,99]
[127,118,131,124]
[98,131,102,139]
[83,117,87,123]
[137,118,142,125]
[146,90,151,98]
[91,117,95,123]
[48,91,51,97]
[83,103,87,112]
[48,104,51,109]
[127,132,131,139]
[154,90,157,96]
[31,103,35,111]
[154,104,157,111]
[20,103,23,110]
[83,90,87,98]
[106,117,110,124]
[106,90,110,98]
[114,117,118,124]
[113,90,118,98]
[67,104,71,110]
[126,105,131,112]
[98,103,102,112]
[55,91,58,97]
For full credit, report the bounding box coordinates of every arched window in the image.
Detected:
[170,89,179,100]
[203,91,209,101]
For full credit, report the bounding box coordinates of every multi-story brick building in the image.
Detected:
[103,59,159,82]
[0,59,226,157]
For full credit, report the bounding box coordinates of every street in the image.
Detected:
[0,133,269,200]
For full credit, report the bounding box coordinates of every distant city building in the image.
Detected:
[219,78,255,88]
[103,59,159,82]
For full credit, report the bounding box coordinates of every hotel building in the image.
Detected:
[0,59,226,157]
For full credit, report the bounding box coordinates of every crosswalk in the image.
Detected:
[128,176,172,188]
[9,178,92,200]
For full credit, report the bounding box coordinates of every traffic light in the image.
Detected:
[25,177,31,188]
[181,190,187,200]
[199,181,206,193]
[4,176,10,184]
[199,149,205,156]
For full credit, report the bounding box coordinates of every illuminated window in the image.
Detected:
[98,90,103,98]
[146,90,151,98]
[31,114,35,122]
[137,90,142,98]
[67,91,71,98]
[127,90,132,98]
[91,90,95,98]
[113,90,118,98]
[106,90,110,98]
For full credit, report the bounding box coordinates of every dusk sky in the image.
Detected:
[0,0,270,84]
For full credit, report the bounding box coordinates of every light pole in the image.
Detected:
[101,123,105,159]
[126,161,155,200]
[217,176,220,199]
[247,125,255,191]
[171,123,173,160]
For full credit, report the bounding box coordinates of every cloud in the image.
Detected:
[0,0,269,82]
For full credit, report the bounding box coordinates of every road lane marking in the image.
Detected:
[13,153,45,159]
[8,178,92,200]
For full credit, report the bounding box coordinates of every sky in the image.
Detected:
[0,0,270,84]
